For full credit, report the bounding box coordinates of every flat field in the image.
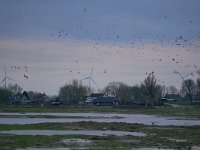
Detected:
[0,105,199,150]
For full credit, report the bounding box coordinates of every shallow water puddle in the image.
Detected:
[132,148,173,150]
[61,138,93,147]
[133,147,200,150]
[17,148,80,150]
[16,146,200,150]
[0,112,200,126]
[167,138,187,142]
[0,130,146,137]
[62,138,92,144]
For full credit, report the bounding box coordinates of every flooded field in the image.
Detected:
[0,112,200,126]
[0,129,146,137]
[17,147,200,150]
[0,112,200,149]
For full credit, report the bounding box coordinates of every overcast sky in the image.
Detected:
[0,0,200,95]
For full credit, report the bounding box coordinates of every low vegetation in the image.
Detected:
[0,122,199,149]
[0,88,200,149]
[0,104,200,118]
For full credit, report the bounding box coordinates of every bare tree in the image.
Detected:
[7,84,23,95]
[197,69,200,76]
[196,78,200,96]
[59,79,88,105]
[59,84,71,105]
[103,81,119,96]
[0,88,12,104]
[140,73,161,107]
[196,70,200,98]
[167,85,178,95]
[103,81,131,105]
[131,85,143,100]
[117,83,132,105]
[160,85,167,97]
[181,79,196,103]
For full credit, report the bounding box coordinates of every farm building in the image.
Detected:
[85,93,119,106]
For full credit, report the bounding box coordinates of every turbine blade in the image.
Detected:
[90,64,94,77]
[91,78,99,88]
[81,77,90,81]
[0,78,5,85]
[184,70,195,78]
[3,64,6,77]
[175,71,184,80]
[6,77,16,82]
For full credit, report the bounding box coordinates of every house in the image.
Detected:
[183,94,200,101]
[21,91,47,105]
[132,96,163,106]
[47,96,63,106]
[10,95,20,105]
[21,91,33,104]
[92,96,119,106]
[85,93,119,106]
[163,94,181,102]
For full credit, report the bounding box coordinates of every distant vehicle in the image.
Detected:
[49,101,63,106]
[166,99,176,103]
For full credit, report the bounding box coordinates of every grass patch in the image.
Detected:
[0,121,145,131]
[0,105,200,118]
[0,127,199,150]
[0,122,200,144]
[0,105,200,149]
[0,134,96,150]
[0,114,123,119]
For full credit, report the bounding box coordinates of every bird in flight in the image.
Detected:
[24,74,28,79]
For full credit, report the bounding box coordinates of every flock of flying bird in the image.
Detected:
[48,8,200,84]
[10,65,29,79]
[1,8,200,88]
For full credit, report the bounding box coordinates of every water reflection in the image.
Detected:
[0,112,200,126]
[17,148,73,150]
[17,147,200,150]
[0,130,146,137]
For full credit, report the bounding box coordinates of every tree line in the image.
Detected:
[59,72,200,105]
[0,71,200,105]
[59,73,162,105]
[0,84,23,104]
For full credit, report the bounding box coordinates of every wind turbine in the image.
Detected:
[0,64,16,89]
[174,70,196,85]
[81,65,99,94]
